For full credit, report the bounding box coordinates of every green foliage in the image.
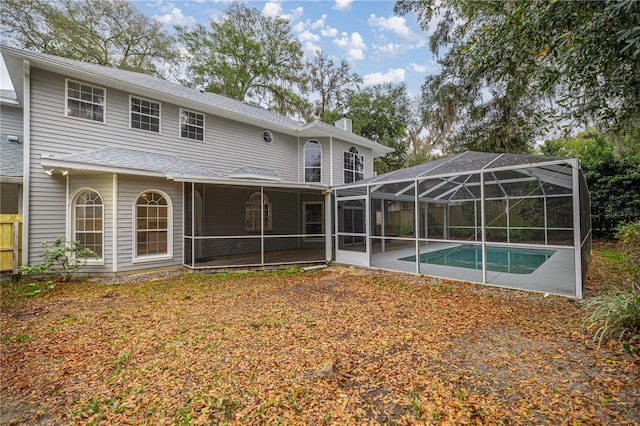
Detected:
[541,129,640,235]
[23,280,55,297]
[396,0,640,153]
[616,220,640,281]
[583,282,640,355]
[176,2,310,118]
[0,0,179,78]
[308,50,362,119]
[324,82,412,174]
[20,237,97,282]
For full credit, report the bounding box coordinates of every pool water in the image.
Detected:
[400,245,556,274]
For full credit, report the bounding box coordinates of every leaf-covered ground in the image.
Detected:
[1,262,639,424]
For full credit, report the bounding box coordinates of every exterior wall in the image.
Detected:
[1,103,22,135]
[116,175,183,272]
[68,174,114,273]
[30,68,300,180]
[331,138,375,185]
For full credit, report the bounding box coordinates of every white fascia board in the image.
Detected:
[40,156,167,178]
[170,174,329,191]
[296,123,393,157]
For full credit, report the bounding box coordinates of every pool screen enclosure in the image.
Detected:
[334,152,591,298]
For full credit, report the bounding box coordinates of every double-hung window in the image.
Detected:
[180,108,204,141]
[344,146,364,183]
[66,80,105,122]
[130,96,160,133]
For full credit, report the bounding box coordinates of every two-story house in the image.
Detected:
[0,45,393,274]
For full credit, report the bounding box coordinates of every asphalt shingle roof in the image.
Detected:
[52,146,223,177]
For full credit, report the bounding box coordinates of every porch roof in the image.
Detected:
[40,146,328,191]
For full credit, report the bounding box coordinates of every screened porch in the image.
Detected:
[183,183,330,269]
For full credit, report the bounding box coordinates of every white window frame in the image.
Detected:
[129,95,161,133]
[179,108,205,141]
[304,140,322,183]
[65,79,106,123]
[344,146,364,184]
[303,201,324,242]
[69,187,104,265]
[245,192,273,232]
[132,190,173,263]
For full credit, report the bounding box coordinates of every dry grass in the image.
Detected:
[1,262,639,424]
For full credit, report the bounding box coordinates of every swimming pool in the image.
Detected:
[400,245,556,274]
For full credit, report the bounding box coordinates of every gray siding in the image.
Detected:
[1,103,22,135]
[331,138,375,185]
[116,176,183,271]
[69,174,114,272]
[31,69,300,180]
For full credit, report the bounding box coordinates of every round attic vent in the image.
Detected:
[262,130,273,144]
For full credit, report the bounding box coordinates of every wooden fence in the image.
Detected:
[0,214,22,274]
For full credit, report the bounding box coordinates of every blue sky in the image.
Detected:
[135,0,440,96]
[1,1,440,96]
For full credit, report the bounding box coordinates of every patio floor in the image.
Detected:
[369,241,577,297]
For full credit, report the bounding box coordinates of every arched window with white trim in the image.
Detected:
[245,192,272,232]
[71,189,103,258]
[304,140,322,182]
[135,191,172,259]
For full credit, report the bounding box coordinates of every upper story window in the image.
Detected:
[66,79,105,122]
[130,96,160,133]
[304,140,322,183]
[71,189,103,259]
[344,146,364,183]
[180,108,204,141]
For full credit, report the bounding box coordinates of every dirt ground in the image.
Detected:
[1,263,638,425]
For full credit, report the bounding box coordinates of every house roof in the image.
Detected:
[40,146,328,191]
[0,134,23,179]
[0,45,394,157]
[40,146,223,178]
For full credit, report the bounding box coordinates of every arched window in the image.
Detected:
[245,192,272,232]
[135,191,171,258]
[72,189,103,258]
[344,146,364,183]
[304,140,322,182]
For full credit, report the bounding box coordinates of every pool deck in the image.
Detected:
[369,242,577,297]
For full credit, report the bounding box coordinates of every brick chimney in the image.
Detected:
[335,115,352,133]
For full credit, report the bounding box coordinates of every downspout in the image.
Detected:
[330,136,333,186]
[324,190,332,262]
[21,59,30,266]
[112,174,118,272]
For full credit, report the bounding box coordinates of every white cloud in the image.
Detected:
[363,68,406,85]
[298,30,320,43]
[333,0,353,11]
[262,1,282,17]
[302,41,322,58]
[410,62,429,73]
[154,7,196,26]
[333,32,366,61]
[262,1,303,21]
[368,14,419,40]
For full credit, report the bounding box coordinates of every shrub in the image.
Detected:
[583,282,640,356]
[20,237,97,282]
[616,220,640,281]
